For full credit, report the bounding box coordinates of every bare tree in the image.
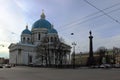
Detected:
[35,35,69,67]
[97,46,107,65]
[36,36,49,66]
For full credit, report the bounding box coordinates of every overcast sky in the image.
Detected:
[0,0,120,58]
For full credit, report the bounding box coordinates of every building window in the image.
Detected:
[23,37,25,42]
[29,55,32,63]
[27,38,30,42]
[51,37,53,42]
[38,33,40,40]
[47,38,49,42]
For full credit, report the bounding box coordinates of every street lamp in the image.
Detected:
[80,52,82,66]
[72,42,76,68]
[71,33,76,68]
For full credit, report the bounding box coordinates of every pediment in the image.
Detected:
[8,43,16,49]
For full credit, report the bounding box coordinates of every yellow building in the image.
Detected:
[74,49,120,66]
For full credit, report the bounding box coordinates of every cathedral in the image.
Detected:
[8,11,71,66]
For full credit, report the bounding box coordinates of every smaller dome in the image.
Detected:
[48,28,58,34]
[22,25,32,35]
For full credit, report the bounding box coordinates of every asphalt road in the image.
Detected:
[0,66,120,80]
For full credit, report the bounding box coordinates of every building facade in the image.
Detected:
[74,48,120,66]
[9,11,71,66]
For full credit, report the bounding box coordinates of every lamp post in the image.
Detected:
[72,42,76,68]
[71,33,76,68]
[80,52,82,66]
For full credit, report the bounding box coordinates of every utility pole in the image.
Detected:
[72,42,76,68]
[71,33,76,68]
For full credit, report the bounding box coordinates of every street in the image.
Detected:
[0,66,120,80]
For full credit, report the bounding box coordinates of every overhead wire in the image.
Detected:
[58,1,120,43]
[60,7,120,34]
[84,0,120,24]
[58,1,120,31]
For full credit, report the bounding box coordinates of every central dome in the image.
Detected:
[32,11,51,29]
[32,19,51,29]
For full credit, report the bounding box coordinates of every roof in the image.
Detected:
[48,28,58,34]
[22,28,32,35]
[32,19,51,29]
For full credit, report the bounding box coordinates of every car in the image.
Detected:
[114,64,120,68]
[100,64,106,68]
[100,64,111,68]
[5,64,11,68]
[0,64,3,68]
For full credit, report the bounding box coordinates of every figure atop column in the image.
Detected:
[89,30,93,57]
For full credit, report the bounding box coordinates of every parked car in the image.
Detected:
[0,64,3,68]
[114,64,120,68]
[5,64,11,68]
[100,64,111,68]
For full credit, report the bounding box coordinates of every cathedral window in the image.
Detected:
[27,38,30,42]
[38,33,41,40]
[29,55,32,63]
[47,38,49,42]
[23,37,25,42]
[51,37,53,42]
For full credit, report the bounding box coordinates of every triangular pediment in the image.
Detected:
[8,43,16,49]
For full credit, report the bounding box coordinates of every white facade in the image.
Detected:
[9,12,71,66]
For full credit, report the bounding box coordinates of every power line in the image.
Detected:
[58,8,120,42]
[58,1,120,31]
[84,0,120,24]
[59,7,120,33]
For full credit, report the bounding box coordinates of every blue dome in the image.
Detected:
[22,29,32,35]
[32,19,51,29]
[48,28,58,34]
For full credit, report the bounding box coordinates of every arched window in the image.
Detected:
[29,55,32,63]
[27,38,30,42]
[23,37,25,42]
[47,38,49,42]
[51,37,53,42]
[38,33,41,40]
